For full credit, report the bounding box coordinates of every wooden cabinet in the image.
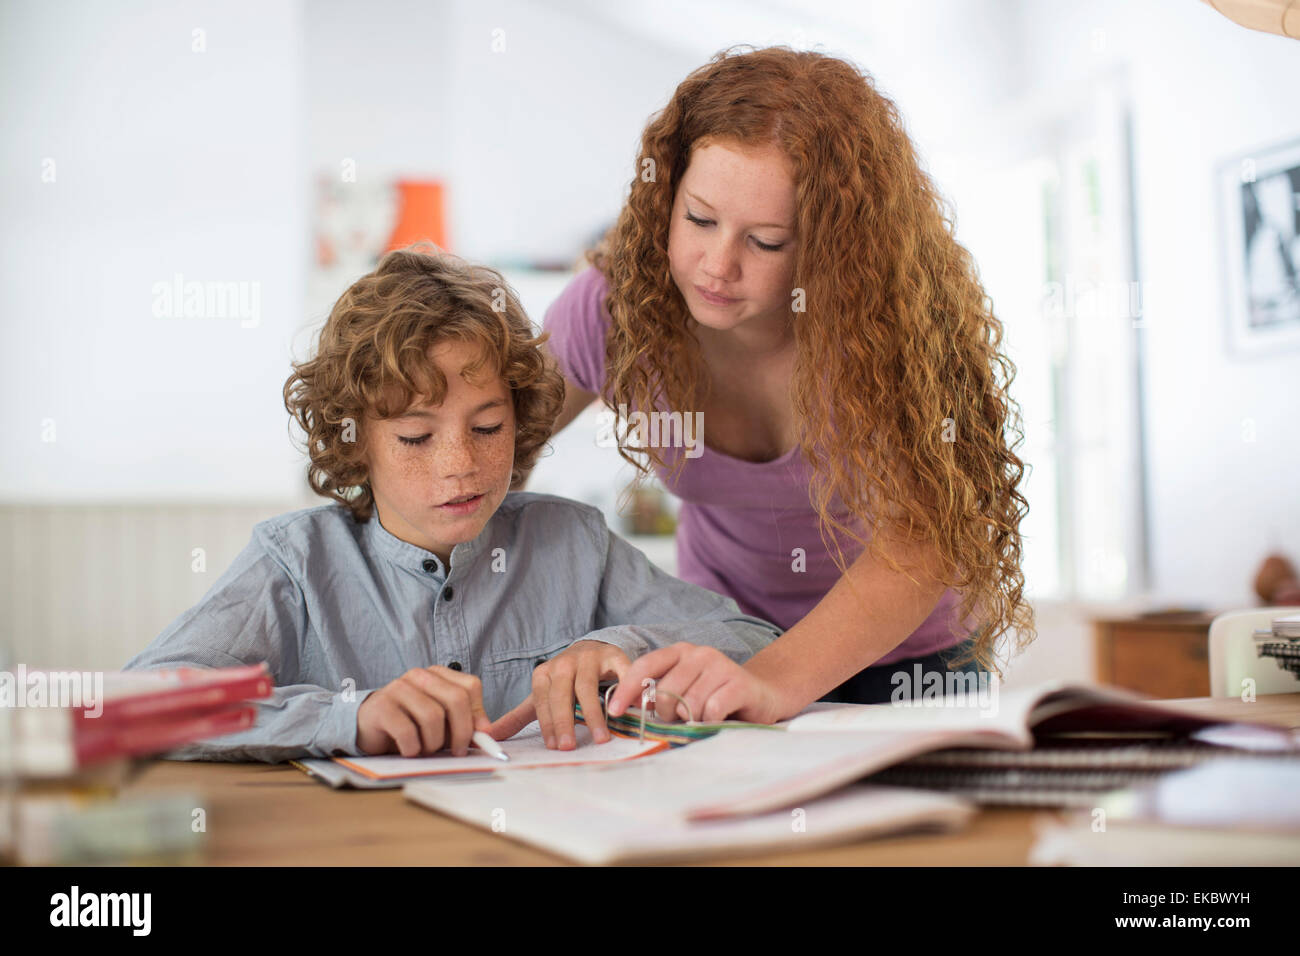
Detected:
[1092,611,1218,698]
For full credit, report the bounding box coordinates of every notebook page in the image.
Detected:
[404,777,974,865]
[783,682,1237,740]
[783,680,1061,742]
[332,720,666,780]
[479,725,1013,820]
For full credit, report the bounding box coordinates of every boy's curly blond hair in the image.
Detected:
[283,246,565,522]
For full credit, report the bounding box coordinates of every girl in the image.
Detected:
[541,46,1035,725]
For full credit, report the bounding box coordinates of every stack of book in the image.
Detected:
[1028,756,1300,865]
[0,661,272,864]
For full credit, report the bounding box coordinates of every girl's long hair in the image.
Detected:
[591,46,1034,673]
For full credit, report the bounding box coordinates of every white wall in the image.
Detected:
[1015,0,1300,609]
[305,0,701,267]
[0,0,1033,507]
[0,0,309,501]
[563,0,1029,167]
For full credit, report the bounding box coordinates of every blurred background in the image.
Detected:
[2,0,1298,692]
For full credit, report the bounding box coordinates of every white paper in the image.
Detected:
[405,776,973,864]
[333,720,663,780]
[450,725,1002,821]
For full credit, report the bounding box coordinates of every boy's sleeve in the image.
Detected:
[579,523,784,663]
[541,266,611,398]
[123,533,374,763]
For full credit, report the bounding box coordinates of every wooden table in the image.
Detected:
[118,692,1300,866]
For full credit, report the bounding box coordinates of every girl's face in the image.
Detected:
[667,138,799,338]
[362,338,516,567]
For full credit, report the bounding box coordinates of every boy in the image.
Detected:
[124,247,782,762]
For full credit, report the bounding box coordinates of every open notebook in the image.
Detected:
[601,679,1298,748]
[402,679,1298,862]
[292,720,666,789]
[566,679,1298,820]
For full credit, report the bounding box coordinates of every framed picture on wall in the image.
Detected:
[1218,137,1300,358]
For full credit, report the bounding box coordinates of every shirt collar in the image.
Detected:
[363,510,483,579]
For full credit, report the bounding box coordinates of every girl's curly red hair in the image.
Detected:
[283,246,564,522]
[592,46,1035,673]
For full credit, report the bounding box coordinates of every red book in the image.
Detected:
[8,663,275,775]
[82,663,273,725]
[71,704,259,767]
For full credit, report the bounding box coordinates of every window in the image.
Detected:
[941,72,1147,601]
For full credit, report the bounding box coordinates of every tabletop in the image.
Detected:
[115,691,1300,866]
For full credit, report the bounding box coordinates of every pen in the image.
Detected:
[471,730,510,762]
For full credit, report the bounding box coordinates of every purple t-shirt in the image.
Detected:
[543,266,975,667]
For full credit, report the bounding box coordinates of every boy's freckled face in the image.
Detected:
[362,339,516,567]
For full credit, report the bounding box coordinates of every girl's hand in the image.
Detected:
[488,640,631,749]
[356,665,492,757]
[607,643,787,726]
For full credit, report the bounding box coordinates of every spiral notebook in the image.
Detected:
[866,733,1300,807]
[404,680,1298,861]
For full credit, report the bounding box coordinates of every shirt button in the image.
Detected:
[442,585,454,601]
[448,661,463,671]
[422,559,437,573]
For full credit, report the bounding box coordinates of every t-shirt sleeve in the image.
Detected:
[541,265,612,399]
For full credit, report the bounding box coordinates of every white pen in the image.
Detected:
[471,730,510,762]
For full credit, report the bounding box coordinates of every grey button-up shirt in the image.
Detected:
[123,491,783,762]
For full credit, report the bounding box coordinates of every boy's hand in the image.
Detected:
[356,666,492,757]
[489,640,630,749]
[606,642,786,726]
